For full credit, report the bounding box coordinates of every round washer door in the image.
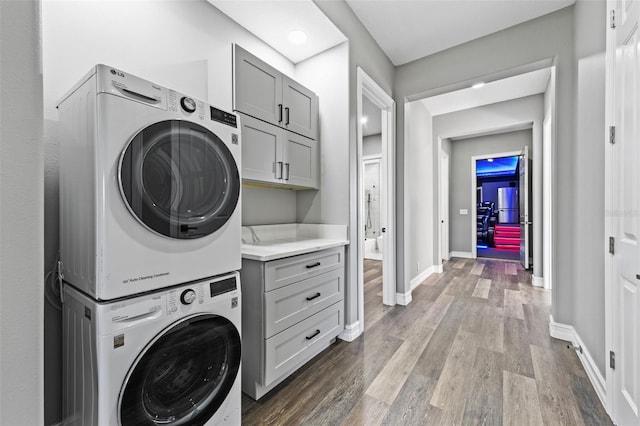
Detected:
[119,120,240,239]
[119,314,241,426]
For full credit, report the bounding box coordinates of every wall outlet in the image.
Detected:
[460,209,468,215]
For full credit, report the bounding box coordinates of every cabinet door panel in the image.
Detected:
[265,247,343,291]
[283,76,318,139]
[240,114,281,184]
[264,302,343,386]
[264,268,344,338]
[234,45,283,125]
[283,132,318,189]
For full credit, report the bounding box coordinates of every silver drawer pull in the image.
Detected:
[306,262,321,269]
[306,292,321,301]
[306,329,321,340]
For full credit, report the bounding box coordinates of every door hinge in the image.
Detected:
[610,10,616,29]
[609,126,616,144]
[609,236,615,254]
[610,350,616,369]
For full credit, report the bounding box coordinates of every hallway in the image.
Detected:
[241,258,611,425]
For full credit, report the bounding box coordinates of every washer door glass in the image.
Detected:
[120,120,240,239]
[120,314,241,426]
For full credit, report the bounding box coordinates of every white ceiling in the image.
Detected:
[207,0,346,64]
[345,0,575,66]
[421,67,551,116]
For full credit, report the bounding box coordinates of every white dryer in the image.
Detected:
[57,65,242,300]
[62,272,242,426]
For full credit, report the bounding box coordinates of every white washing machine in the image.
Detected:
[62,272,242,426]
[57,65,241,301]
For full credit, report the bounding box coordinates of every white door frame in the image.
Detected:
[439,151,450,263]
[357,67,396,334]
[471,150,523,259]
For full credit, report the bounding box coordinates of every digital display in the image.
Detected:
[210,276,237,297]
[210,106,237,128]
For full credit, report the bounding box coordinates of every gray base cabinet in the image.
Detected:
[240,247,345,400]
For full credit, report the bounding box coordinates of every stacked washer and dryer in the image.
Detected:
[57,65,243,426]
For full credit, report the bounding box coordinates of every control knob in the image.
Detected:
[180,96,197,113]
[180,289,197,305]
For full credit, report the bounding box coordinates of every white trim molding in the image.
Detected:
[532,275,544,287]
[396,291,412,306]
[410,265,438,290]
[549,316,607,408]
[339,321,363,342]
[436,264,444,273]
[450,251,473,259]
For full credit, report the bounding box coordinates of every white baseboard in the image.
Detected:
[339,321,362,342]
[396,290,412,306]
[436,264,444,273]
[450,251,473,259]
[532,275,544,287]
[410,265,438,290]
[549,316,607,408]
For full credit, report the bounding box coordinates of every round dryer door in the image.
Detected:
[119,120,240,239]
[119,314,241,426]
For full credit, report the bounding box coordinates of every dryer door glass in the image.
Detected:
[119,314,241,426]
[119,120,240,239]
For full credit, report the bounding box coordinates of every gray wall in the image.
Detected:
[406,102,434,282]
[313,0,394,325]
[572,0,606,375]
[448,130,532,253]
[0,0,44,424]
[395,7,575,321]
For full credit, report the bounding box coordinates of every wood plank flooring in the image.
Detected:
[241,258,612,425]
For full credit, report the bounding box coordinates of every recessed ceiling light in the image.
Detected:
[288,30,308,45]
[361,116,368,124]
[487,158,494,162]
[472,82,485,89]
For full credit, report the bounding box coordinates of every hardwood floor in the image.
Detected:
[241,258,612,425]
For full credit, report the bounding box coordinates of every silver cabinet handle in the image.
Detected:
[278,104,283,123]
[277,161,283,179]
[284,163,290,180]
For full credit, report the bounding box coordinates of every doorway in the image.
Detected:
[357,67,396,335]
[475,154,522,262]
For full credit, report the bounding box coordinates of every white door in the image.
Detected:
[612,0,640,423]
[519,146,530,269]
[440,154,450,261]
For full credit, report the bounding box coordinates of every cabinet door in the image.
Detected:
[240,114,283,184]
[282,132,318,189]
[234,45,283,125]
[282,75,318,139]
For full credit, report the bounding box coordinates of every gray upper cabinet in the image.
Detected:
[234,44,318,140]
[240,113,318,189]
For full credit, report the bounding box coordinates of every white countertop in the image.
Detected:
[241,224,349,261]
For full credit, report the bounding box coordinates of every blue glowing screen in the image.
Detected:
[476,156,519,178]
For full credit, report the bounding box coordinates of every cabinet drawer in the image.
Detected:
[264,268,344,338]
[265,247,344,291]
[264,301,343,386]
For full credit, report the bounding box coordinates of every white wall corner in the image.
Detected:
[396,290,412,306]
[339,321,363,342]
[532,275,544,287]
[450,251,473,259]
[549,316,607,409]
[410,265,437,290]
